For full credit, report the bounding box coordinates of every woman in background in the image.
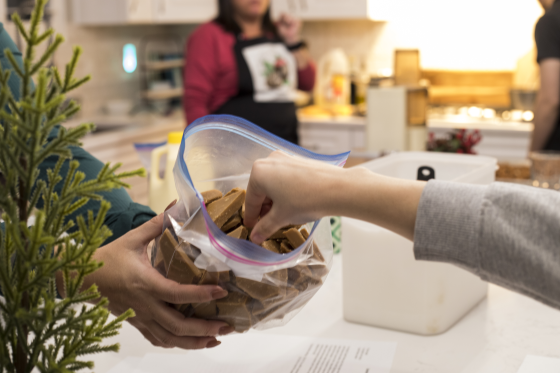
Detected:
[183,0,315,144]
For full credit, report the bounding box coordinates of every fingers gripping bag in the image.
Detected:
[151,115,349,333]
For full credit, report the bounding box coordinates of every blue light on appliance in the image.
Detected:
[123,44,137,73]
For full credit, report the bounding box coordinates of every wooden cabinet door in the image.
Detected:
[154,0,217,23]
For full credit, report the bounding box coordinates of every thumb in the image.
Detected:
[250,208,284,245]
[133,200,177,245]
[134,213,165,246]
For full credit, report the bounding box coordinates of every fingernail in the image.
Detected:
[211,288,228,300]
[219,326,235,336]
[206,339,221,349]
[165,199,178,211]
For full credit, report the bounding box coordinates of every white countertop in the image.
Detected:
[297,114,534,134]
[428,116,533,132]
[90,254,560,373]
[298,115,367,127]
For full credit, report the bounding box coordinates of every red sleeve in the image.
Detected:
[183,24,219,125]
[297,61,316,92]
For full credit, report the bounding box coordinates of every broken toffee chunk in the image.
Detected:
[201,189,223,205]
[236,277,281,300]
[159,229,179,270]
[309,264,329,279]
[252,294,294,322]
[287,264,315,291]
[224,187,243,197]
[198,270,230,286]
[193,301,218,319]
[207,190,246,229]
[270,230,286,240]
[221,213,242,232]
[311,243,326,263]
[294,275,323,292]
[216,292,253,332]
[227,225,248,240]
[284,287,300,301]
[240,203,245,219]
[283,228,306,249]
[279,241,293,254]
[301,227,326,263]
[167,249,202,285]
[267,269,288,287]
[261,240,281,254]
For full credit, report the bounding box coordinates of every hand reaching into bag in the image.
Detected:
[244,151,345,244]
[244,151,425,244]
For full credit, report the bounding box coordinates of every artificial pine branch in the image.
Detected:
[0,1,144,372]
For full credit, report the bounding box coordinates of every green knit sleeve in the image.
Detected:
[1,23,156,244]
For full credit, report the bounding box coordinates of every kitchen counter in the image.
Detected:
[297,113,533,161]
[89,254,560,373]
[64,112,185,205]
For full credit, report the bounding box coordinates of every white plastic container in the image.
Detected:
[149,132,182,214]
[342,152,497,335]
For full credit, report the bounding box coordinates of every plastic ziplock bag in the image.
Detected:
[133,141,166,176]
[151,115,349,333]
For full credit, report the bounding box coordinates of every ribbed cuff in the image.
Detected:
[413,180,487,274]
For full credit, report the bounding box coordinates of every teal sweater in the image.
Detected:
[0,23,156,243]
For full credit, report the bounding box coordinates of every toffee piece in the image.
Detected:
[283,228,306,249]
[201,189,223,205]
[236,277,281,300]
[193,301,218,319]
[262,240,281,253]
[167,249,202,285]
[221,213,242,232]
[207,190,246,228]
[159,229,179,270]
[228,225,248,240]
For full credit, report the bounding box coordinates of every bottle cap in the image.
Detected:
[168,131,183,144]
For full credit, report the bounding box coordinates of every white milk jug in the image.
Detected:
[342,152,496,335]
[149,132,182,214]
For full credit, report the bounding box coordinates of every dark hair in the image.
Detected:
[215,0,278,38]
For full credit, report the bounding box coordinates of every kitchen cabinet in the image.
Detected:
[152,0,217,24]
[72,0,216,25]
[298,116,366,155]
[72,0,154,25]
[271,0,386,21]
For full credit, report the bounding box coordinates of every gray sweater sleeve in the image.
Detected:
[414,180,560,310]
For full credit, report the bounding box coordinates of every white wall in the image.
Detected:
[2,0,197,118]
[302,0,544,73]
[0,0,6,24]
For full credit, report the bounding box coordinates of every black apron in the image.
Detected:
[214,35,299,144]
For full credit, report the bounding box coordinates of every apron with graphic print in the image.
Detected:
[214,35,299,144]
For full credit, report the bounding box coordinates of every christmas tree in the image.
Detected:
[0,1,143,371]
